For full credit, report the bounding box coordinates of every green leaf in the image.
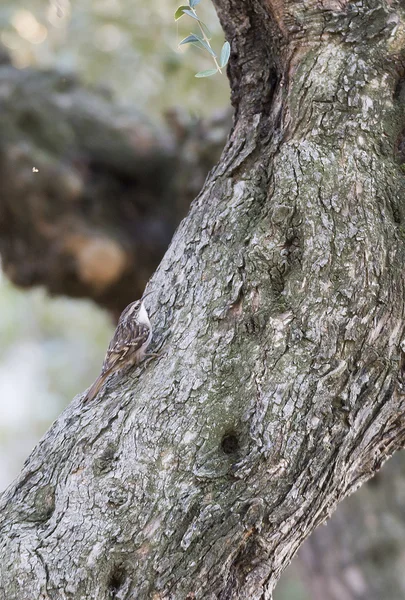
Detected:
[189,0,201,6]
[179,34,200,45]
[220,41,230,68]
[182,8,201,20]
[174,5,190,19]
[194,34,216,56]
[195,69,218,78]
[200,22,212,39]
[181,8,211,37]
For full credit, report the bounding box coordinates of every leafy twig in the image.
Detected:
[175,0,230,78]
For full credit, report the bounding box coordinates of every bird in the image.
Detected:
[84,296,152,402]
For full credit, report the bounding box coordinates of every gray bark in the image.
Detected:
[2,0,405,599]
[296,450,405,600]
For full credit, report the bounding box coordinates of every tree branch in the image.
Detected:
[298,451,405,600]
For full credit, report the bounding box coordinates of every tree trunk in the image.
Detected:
[1,0,405,598]
[297,450,405,600]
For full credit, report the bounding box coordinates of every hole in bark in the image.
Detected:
[29,484,55,523]
[396,132,405,163]
[107,565,126,597]
[244,315,261,334]
[221,432,239,455]
[93,443,118,476]
[393,73,405,102]
[261,68,279,121]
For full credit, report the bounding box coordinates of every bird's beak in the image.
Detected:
[142,290,153,300]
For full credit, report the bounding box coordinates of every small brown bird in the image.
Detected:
[84,297,152,402]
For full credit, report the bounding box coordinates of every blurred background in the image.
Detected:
[0,0,229,116]
[0,0,229,492]
[1,3,404,600]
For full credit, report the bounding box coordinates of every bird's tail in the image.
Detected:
[84,373,106,402]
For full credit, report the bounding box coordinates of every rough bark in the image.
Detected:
[1,0,405,599]
[296,450,405,600]
[0,54,230,315]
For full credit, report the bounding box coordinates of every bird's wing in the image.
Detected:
[101,322,151,374]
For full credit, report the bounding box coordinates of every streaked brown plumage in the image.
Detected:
[84,298,152,402]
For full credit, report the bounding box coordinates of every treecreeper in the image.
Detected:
[84,295,152,402]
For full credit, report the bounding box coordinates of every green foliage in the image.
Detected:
[174,0,230,78]
[195,69,218,78]
[0,0,230,116]
[220,41,230,68]
[179,33,200,45]
[175,5,190,20]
